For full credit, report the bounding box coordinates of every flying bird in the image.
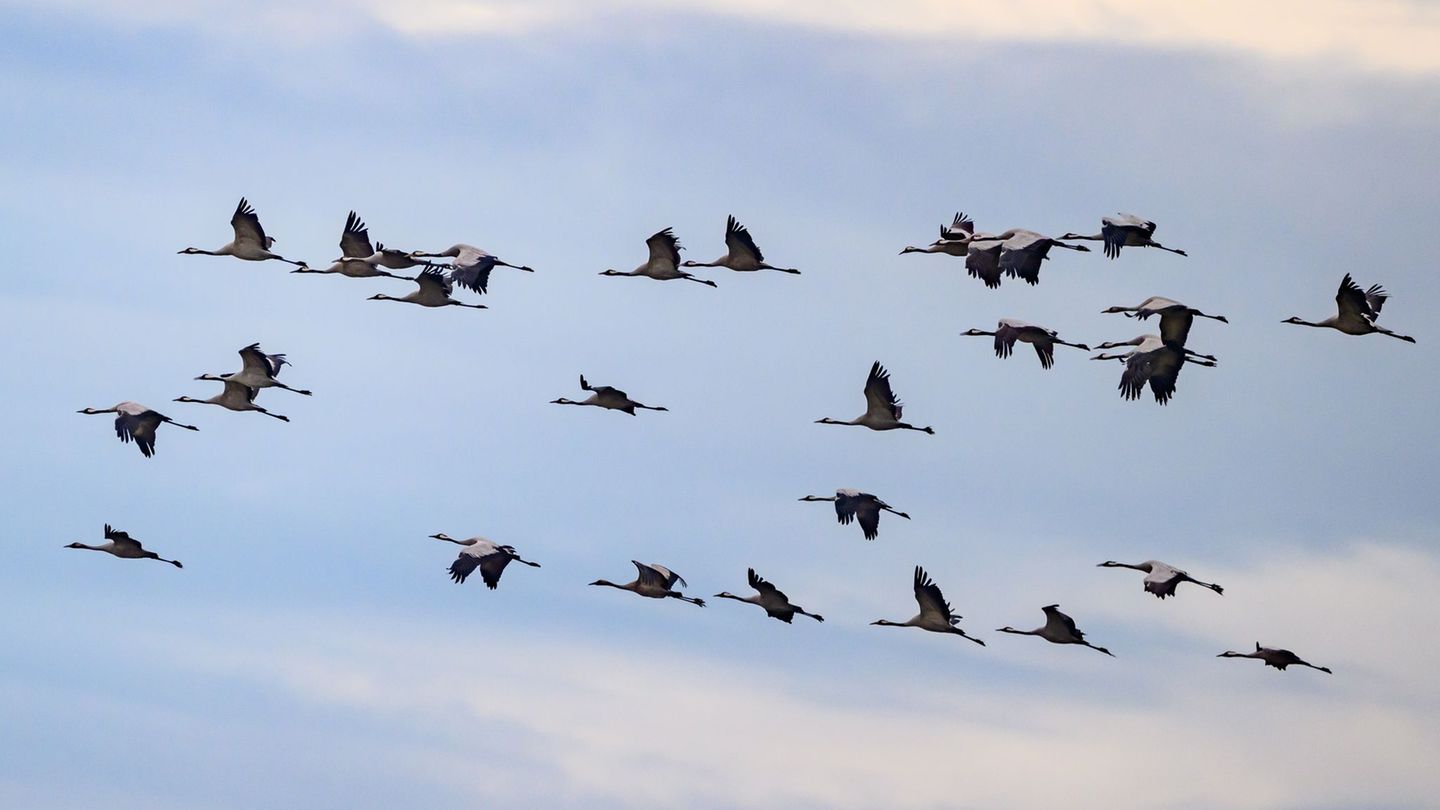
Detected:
[798,489,910,541]
[1282,274,1416,343]
[550,375,667,415]
[961,320,1091,369]
[178,198,306,268]
[590,561,705,606]
[1218,643,1331,674]
[1061,214,1187,259]
[195,343,311,396]
[816,362,934,434]
[600,228,717,286]
[1111,343,1215,405]
[681,216,799,274]
[1090,334,1217,364]
[871,566,984,645]
[368,268,487,310]
[714,569,823,623]
[410,244,535,295]
[65,524,182,568]
[175,379,289,421]
[970,229,1090,285]
[1102,296,1228,347]
[997,605,1113,656]
[1097,560,1224,599]
[77,401,198,458]
[430,533,540,590]
[294,211,413,280]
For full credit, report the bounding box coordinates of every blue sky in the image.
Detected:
[3,1,1439,807]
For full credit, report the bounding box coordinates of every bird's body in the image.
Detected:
[65,524,182,568]
[683,216,798,273]
[816,361,934,434]
[78,401,198,458]
[1098,560,1223,599]
[590,561,705,606]
[872,566,984,645]
[961,319,1091,369]
[175,380,289,421]
[1218,642,1331,674]
[972,229,1090,285]
[1283,274,1415,342]
[410,244,535,295]
[551,375,667,415]
[601,228,716,286]
[1102,296,1228,347]
[178,198,306,268]
[799,489,910,540]
[295,211,412,280]
[430,533,540,590]
[997,605,1113,656]
[368,268,487,310]
[196,343,311,396]
[715,568,823,623]
[1062,214,1187,259]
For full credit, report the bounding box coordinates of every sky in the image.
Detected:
[2,1,1439,807]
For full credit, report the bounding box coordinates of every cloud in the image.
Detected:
[122,539,1440,808]
[9,0,1440,75]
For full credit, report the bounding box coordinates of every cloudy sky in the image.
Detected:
[3,1,1439,807]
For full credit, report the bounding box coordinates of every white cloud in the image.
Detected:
[10,0,1440,75]
[135,539,1440,808]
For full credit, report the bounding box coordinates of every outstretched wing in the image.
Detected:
[340,211,374,258]
[114,410,161,458]
[965,241,1002,288]
[747,568,787,602]
[646,228,683,269]
[944,211,975,237]
[1336,274,1384,322]
[238,343,276,379]
[863,362,903,420]
[999,240,1047,285]
[230,198,271,250]
[1042,605,1083,639]
[448,552,482,584]
[833,491,858,527]
[416,267,453,297]
[450,254,499,295]
[993,321,1021,359]
[854,501,881,541]
[477,553,514,590]
[724,216,763,263]
[913,566,956,622]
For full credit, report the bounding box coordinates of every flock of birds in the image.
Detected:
[70,199,1416,675]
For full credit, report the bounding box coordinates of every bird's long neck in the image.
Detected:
[71,543,104,552]
[873,619,908,627]
[817,417,860,426]
[997,627,1036,636]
